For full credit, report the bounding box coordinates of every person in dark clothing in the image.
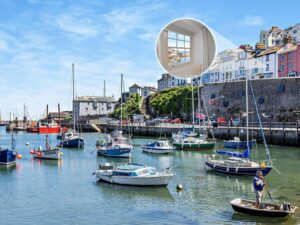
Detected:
[253,170,265,208]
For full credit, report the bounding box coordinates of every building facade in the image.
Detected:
[141,86,157,97]
[260,26,283,48]
[129,84,142,96]
[157,73,187,91]
[277,38,300,77]
[73,96,117,120]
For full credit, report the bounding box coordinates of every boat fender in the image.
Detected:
[235,167,238,173]
[283,203,291,211]
[226,165,229,172]
[260,162,266,168]
[176,184,183,191]
[213,164,216,168]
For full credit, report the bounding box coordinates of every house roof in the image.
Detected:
[257,44,283,57]
[130,83,142,88]
[277,43,298,54]
[75,96,116,102]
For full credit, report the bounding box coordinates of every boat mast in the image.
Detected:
[246,73,249,148]
[191,82,195,131]
[72,63,75,131]
[120,74,123,131]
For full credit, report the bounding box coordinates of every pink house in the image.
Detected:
[277,36,300,77]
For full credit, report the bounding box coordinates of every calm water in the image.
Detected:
[1,127,300,225]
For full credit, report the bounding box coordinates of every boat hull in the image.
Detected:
[230,198,297,217]
[205,161,272,176]
[142,147,173,154]
[96,174,173,186]
[224,139,256,149]
[97,148,131,158]
[34,149,62,160]
[173,142,215,151]
[62,138,84,148]
[0,149,16,165]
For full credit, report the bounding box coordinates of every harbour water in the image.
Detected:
[0,127,300,225]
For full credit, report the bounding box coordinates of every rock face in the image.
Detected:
[201,78,300,123]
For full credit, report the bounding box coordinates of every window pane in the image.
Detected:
[168,38,176,47]
[168,31,176,39]
[178,34,185,40]
[185,36,190,41]
[185,41,190,48]
[177,40,184,48]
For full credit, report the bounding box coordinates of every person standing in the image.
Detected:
[253,170,265,208]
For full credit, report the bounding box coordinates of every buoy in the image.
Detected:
[26,142,30,146]
[16,154,22,159]
[37,152,42,157]
[176,184,183,191]
[30,150,35,154]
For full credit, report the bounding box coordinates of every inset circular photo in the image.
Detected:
[156,18,216,78]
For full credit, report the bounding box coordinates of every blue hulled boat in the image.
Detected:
[224,137,256,149]
[0,148,17,165]
[61,129,84,148]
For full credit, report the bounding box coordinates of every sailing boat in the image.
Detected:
[30,135,62,160]
[205,74,272,176]
[61,64,84,148]
[0,134,22,165]
[173,83,216,150]
[0,110,5,126]
[97,74,132,158]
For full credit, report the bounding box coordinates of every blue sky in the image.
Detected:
[0,0,299,120]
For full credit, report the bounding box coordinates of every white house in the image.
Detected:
[219,49,238,82]
[260,26,283,48]
[73,96,117,120]
[157,73,187,91]
[284,23,300,44]
[141,86,157,97]
[129,84,142,96]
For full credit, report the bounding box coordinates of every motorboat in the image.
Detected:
[230,198,297,217]
[142,140,173,154]
[224,137,256,149]
[93,163,173,186]
[30,135,62,160]
[61,129,84,148]
[173,137,215,151]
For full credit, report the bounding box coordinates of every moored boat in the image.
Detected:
[93,163,173,186]
[61,129,84,148]
[30,135,62,160]
[142,140,173,154]
[173,137,215,151]
[224,137,256,149]
[0,134,21,165]
[230,198,297,217]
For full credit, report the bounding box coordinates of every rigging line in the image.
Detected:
[249,79,271,162]
[200,85,215,140]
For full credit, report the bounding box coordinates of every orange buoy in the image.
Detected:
[16,154,22,159]
[37,152,42,157]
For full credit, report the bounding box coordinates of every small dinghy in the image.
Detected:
[230,198,297,217]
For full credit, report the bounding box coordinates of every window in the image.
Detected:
[280,54,284,61]
[168,31,191,66]
[266,64,269,71]
[288,63,293,71]
[288,52,293,61]
[280,64,284,72]
[266,54,269,61]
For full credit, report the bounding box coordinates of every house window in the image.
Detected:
[266,54,269,61]
[280,54,284,61]
[288,63,293,71]
[288,52,293,61]
[266,64,269,71]
[168,31,191,66]
[280,64,284,72]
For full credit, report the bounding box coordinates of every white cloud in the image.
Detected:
[239,15,264,27]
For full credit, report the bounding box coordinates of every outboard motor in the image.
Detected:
[283,203,291,211]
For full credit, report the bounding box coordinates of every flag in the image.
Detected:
[196,113,206,119]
